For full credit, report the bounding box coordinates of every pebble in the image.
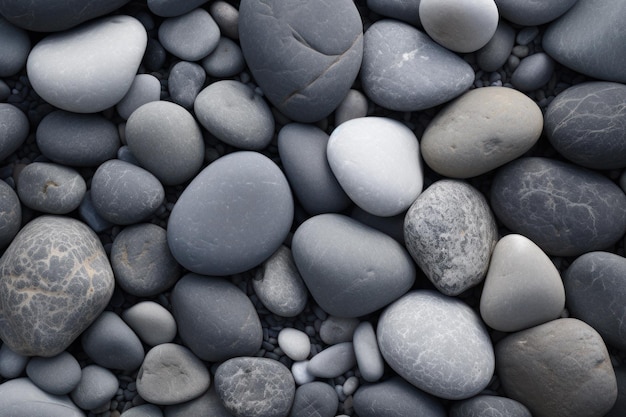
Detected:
[307,342,356,379]
[545,81,626,169]
[137,343,210,406]
[26,352,82,395]
[0,80,9,100]
[334,89,369,126]
[564,251,626,350]
[0,17,30,77]
[342,376,359,396]
[496,0,579,26]
[350,206,405,244]
[0,377,84,417]
[167,61,206,109]
[71,365,119,411]
[0,179,21,248]
[163,387,233,417]
[116,74,162,119]
[0,344,29,379]
[516,26,540,45]
[0,103,29,161]
[511,52,555,91]
[420,87,543,178]
[352,321,385,382]
[292,213,415,317]
[147,0,209,17]
[209,1,239,39]
[606,366,626,417]
[122,301,178,347]
[419,0,498,53]
[327,117,423,216]
[17,162,86,214]
[78,191,113,233]
[490,157,626,256]
[253,245,308,317]
[496,318,617,417]
[167,151,293,276]
[36,110,120,167]
[480,234,565,332]
[171,274,263,362]
[277,328,310,361]
[195,80,274,150]
[361,20,473,111]
[377,290,495,399]
[121,404,163,417]
[144,38,167,71]
[215,357,295,417]
[125,100,204,185]
[543,0,626,83]
[239,0,363,122]
[201,37,245,78]
[291,361,316,385]
[319,316,359,345]
[0,216,114,356]
[26,15,147,113]
[366,0,421,26]
[353,377,446,417]
[91,159,165,225]
[450,395,532,417]
[277,123,351,215]
[290,382,338,417]
[158,8,220,61]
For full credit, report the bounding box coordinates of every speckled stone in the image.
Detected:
[289,382,338,417]
[116,73,162,119]
[17,162,86,214]
[26,352,82,395]
[0,216,114,357]
[0,378,84,417]
[450,395,532,417]
[0,179,21,248]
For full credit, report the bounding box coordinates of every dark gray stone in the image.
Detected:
[70,365,118,411]
[122,301,177,347]
[158,8,220,61]
[0,216,114,357]
[289,382,338,417]
[0,16,30,76]
[0,378,84,417]
[334,89,368,125]
[26,352,82,395]
[350,206,405,244]
[476,20,515,72]
[36,110,120,167]
[307,342,356,378]
[450,395,532,417]
[171,274,263,362]
[116,74,161,119]
[366,0,421,26]
[147,0,209,17]
[201,37,245,78]
[0,344,28,379]
[361,19,473,112]
[215,357,295,417]
[168,61,206,109]
[0,80,9,100]
[292,213,415,317]
[605,366,626,417]
[0,103,28,161]
[167,151,293,276]
[496,0,578,26]
[164,387,234,417]
[545,81,626,170]
[0,179,21,248]
[78,191,113,234]
[17,162,86,214]
[239,0,363,123]
[490,157,626,256]
[144,38,167,71]
[511,52,555,92]
[496,318,617,417]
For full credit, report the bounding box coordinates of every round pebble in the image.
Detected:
[0,103,29,161]
[26,352,82,395]
[277,328,311,361]
[0,16,30,77]
[0,344,28,379]
[116,74,162,120]
[290,382,338,417]
[71,365,119,411]
[0,377,84,417]
[476,21,515,72]
[158,8,220,61]
[122,301,178,347]
[319,316,359,345]
[511,52,555,91]
[17,162,86,214]
[307,342,356,379]
[209,1,239,39]
[0,179,21,248]
[334,89,369,126]
[201,37,245,78]
[167,61,206,109]
[353,321,385,382]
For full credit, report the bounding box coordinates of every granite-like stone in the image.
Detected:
[353,321,385,382]
[116,74,162,119]
[26,352,82,395]
[496,0,579,26]
[239,0,363,122]
[0,103,28,161]
[0,378,84,417]
[0,344,28,379]
[0,216,114,357]
[0,179,21,248]
[307,342,356,378]
[490,157,626,256]
[450,395,532,417]
[122,301,177,347]
[378,290,495,399]
[277,328,310,361]
[147,0,210,17]
[70,365,118,411]
[366,0,421,26]
[209,1,239,39]
[289,382,338,417]
[334,89,369,126]
[158,8,220,61]
[511,53,555,92]
[0,17,30,76]
[168,61,206,109]
[319,316,359,345]
[17,162,86,214]
[201,37,245,78]
[164,387,233,417]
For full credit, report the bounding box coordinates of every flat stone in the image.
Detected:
[164,387,233,417]
[361,19,473,111]
[490,157,626,256]
[122,301,178,347]
[27,15,147,113]
[496,0,579,26]
[168,61,206,109]
[167,151,293,276]
[17,162,86,214]
[0,103,28,161]
[496,318,617,417]
[0,17,30,76]
[366,0,421,26]
[511,53,555,92]
[201,37,245,78]
[0,378,84,417]
[290,382,338,417]
[26,352,82,395]
[420,87,543,178]
[292,213,415,317]
[0,179,21,248]
[277,328,310,361]
[319,316,359,345]
[70,365,118,411]
[377,290,495,400]
[158,8,220,61]
[353,321,385,382]
[0,344,28,379]
[147,0,210,17]
[307,342,356,378]
[450,395,532,417]
[545,81,626,170]
[239,0,363,122]
[116,74,162,119]
[0,215,114,356]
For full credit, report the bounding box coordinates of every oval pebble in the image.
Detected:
[0,344,28,379]
[366,0,421,26]
[319,316,359,345]
[147,0,209,17]
[0,180,21,248]
[0,378,84,417]
[0,103,29,161]
[353,321,385,382]
[168,61,206,110]
[290,382,338,417]
[307,342,356,379]
[476,20,515,72]
[378,290,495,400]
[26,352,82,395]
[17,162,86,214]
[163,387,233,417]
[158,8,220,61]
[291,361,316,385]
[70,365,118,411]
[116,74,162,120]
[450,395,532,417]
[121,404,163,417]
[278,328,311,361]
[122,301,177,347]
[334,89,369,126]
[0,17,30,77]
[201,37,245,78]
[496,0,578,26]
[511,52,555,92]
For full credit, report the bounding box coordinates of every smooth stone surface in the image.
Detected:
[545,81,626,170]
[378,290,495,399]
[36,110,120,167]
[278,123,351,215]
[353,321,385,382]
[327,117,423,216]
[27,15,147,113]
[543,0,626,83]
[350,206,405,244]
[121,404,164,417]
[278,328,310,361]
[480,234,565,332]
[353,377,446,417]
[419,0,498,53]
[404,180,497,296]
[91,159,165,225]
[239,0,363,122]
[291,361,316,386]
[0,216,114,356]
[201,37,245,78]
[147,0,209,17]
[158,8,220,61]
[137,343,210,406]
[116,74,162,119]
[209,1,239,39]
[167,151,293,276]
[215,357,295,417]
[0,344,28,379]
[0,103,28,161]
[564,252,626,350]
[606,366,626,417]
[334,89,369,126]
[126,100,204,185]
[17,162,86,214]
[450,395,532,417]
[496,0,579,26]
[253,245,308,317]
[511,53,555,92]
[366,0,421,26]
[122,301,177,347]
[496,318,617,417]
[420,87,543,178]
[168,61,206,109]
[319,316,359,345]
[78,191,113,233]
[171,274,263,362]
[26,352,82,395]
[490,157,626,256]
[164,387,233,417]
[0,378,85,417]
[292,213,415,317]
[0,179,21,248]
[0,17,30,76]
[70,365,118,411]
[361,20,473,111]
[289,382,338,417]
[307,342,356,378]
[194,80,274,150]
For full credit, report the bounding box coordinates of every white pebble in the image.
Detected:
[291,361,316,385]
[277,328,311,361]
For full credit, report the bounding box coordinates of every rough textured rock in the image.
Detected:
[450,395,532,417]
[0,378,85,417]
[495,0,578,25]
[17,162,86,214]
[289,382,338,417]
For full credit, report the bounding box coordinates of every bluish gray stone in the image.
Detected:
[289,382,338,417]
[122,301,177,347]
[0,216,114,357]
[450,395,532,417]
[17,162,86,214]
[291,361,315,385]
[378,290,495,400]
[158,8,220,61]
[0,80,9,100]
[171,274,263,362]
[209,1,239,39]
[0,179,21,248]
[148,0,210,17]
[277,328,310,361]
[292,213,415,317]
[362,20,473,111]
[490,157,626,256]
[168,61,206,109]
[366,0,421,26]
[201,37,245,78]
[319,316,359,345]
[36,110,120,167]
[606,366,626,417]
[116,74,162,119]
[334,89,368,126]
[476,20,515,72]
[307,342,356,379]
[496,0,578,26]
[0,344,28,379]
[239,0,363,123]
[0,103,28,161]
[70,365,118,411]
[215,357,295,417]
[26,352,82,395]
[545,81,626,170]
[0,378,84,417]
[78,191,113,234]
[352,321,385,382]
[164,387,233,417]
[0,17,30,76]
[511,52,555,92]
[121,404,164,417]
[516,26,540,45]
[167,151,293,276]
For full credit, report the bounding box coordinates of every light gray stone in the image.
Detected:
[277,328,310,361]
[70,365,118,411]
[307,342,356,378]
[122,301,177,347]
[319,316,359,345]
[496,0,578,26]
[0,103,28,161]
[158,8,220,61]
[201,37,245,78]
[0,344,28,379]
[0,378,84,417]
[289,382,338,417]
[353,321,385,382]
[17,162,86,214]
[26,352,82,395]
[209,1,239,39]
[116,74,162,119]
[334,89,369,126]
[450,395,532,417]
